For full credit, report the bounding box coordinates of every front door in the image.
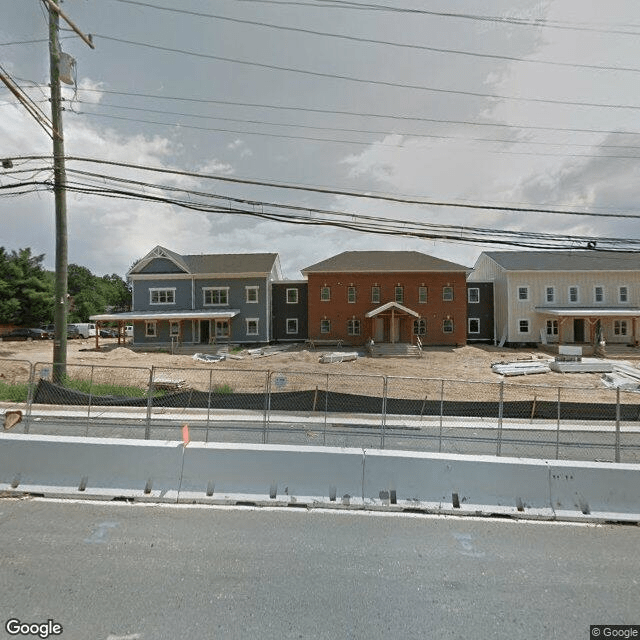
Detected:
[374,318,384,342]
[200,320,210,344]
[573,318,585,343]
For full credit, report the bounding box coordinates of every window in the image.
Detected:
[546,287,555,303]
[145,321,157,337]
[246,318,259,335]
[418,287,428,304]
[170,321,180,337]
[320,319,331,334]
[614,320,628,336]
[286,318,298,335]
[320,286,331,301]
[594,286,604,303]
[517,286,529,301]
[371,286,380,303]
[245,286,259,303]
[395,286,404,303]
[468,318,480,334]
[518,319,530,333]
[619,286,629,303]
[215,320,230,338]
[413,318,427,335]
[347,318,360,335]
[443,286,454,301]
[286,288,299,304]
[204,287,228,306]
[150,288,175,305]
[442,318,454,333]
[569,286,579,303]
[467,288,479,304]
[347,286,356,303]
[546,320,558,336]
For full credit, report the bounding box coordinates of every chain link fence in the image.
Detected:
[1,358,639,463]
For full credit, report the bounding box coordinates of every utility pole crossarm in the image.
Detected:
[41,0,95,49]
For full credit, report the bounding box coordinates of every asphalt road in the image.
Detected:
[0,499,638,640]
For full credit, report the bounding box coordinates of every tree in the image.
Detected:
[0,247,54,325]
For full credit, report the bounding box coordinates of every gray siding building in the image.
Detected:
[92,246,282,347]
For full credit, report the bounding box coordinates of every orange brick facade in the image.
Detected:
[307,271,467,346]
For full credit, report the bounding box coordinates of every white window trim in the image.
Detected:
[517,285,529,302]
[371,286,381,303]
[245,286,259,304]
[320,287,331,302]
[418,286,428,304]
[614,320,628,336]
[467,288,479,304]
[413,318,427,335]
[545,286,556,304]
[619,286,629,304]
[546,319,559,336]
[203,286,230,307]
[442,287,454,302]
[442,319,454,333]
[245,318,259,336]
[518,318,530,334]
[395,286,404,303]
[149,287,176,305]
[347,318,361,335]
[320,319,331,334]
[347,286,357,303]
[568,286,579,304]
[169,321,180,337]
[286,318,299,334]
[286,288,299,304]
[468,318,480,334]
[594,285,604,304]
[145,320,157,337]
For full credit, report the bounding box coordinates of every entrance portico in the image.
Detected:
[365,301,420,344]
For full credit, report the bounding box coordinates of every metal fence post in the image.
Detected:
[145,365,155,440]
[85,364,95,437]
[381,376,388,449]
[438,379,445,453]
[496,380,504,456]
[615,387,621,463]
[263,371,272,444]
[322,373,329,446]
[556,387,561,460]
[205,369,213,443]
[23,361,38,434]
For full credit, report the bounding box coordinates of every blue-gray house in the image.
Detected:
[92,246,282,347]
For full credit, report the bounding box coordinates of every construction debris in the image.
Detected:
[601,363,640,392]
[192,353,225,363]
[491,360,551,376]
[318,352,359,364]
[3,410,22,430]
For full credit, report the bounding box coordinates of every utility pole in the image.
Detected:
[44,0,94,382]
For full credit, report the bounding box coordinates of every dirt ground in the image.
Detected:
[2,337,640,394]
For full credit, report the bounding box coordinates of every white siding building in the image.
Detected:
[469,251,640,347]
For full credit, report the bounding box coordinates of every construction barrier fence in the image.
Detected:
[1,358,639,463]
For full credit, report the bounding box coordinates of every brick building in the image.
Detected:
[301,251,469,347]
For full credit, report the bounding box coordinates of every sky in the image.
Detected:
[2,0,640,279]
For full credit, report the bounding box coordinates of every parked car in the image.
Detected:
[67,324,80,339]
[2,328,49,341]
[99,328,118,338]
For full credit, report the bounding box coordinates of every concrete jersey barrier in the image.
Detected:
[1,433,639,522]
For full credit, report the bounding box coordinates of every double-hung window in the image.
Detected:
[467,288,479,304]
[245,286,259,303]
[204,287,229,306]
[443,287,454,302]
[150,288,175,305]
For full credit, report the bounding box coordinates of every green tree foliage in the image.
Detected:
[0,249,131,326]
[0,247,54,325]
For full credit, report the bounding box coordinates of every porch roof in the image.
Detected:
[534,307,640,317]
[90,310,241,322]
[365,301,420,318]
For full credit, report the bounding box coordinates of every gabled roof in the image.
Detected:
[301,251,469,274]
[129,245,281,277]
[482,250,640,272]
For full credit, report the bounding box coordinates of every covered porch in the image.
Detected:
[90,310,240,350]
[535,307,640,347]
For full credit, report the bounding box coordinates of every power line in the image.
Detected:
[104,0,640,75]
[94,34,640,111]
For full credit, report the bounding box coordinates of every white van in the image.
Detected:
[69,323,96,339]
[125,325,133,337]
